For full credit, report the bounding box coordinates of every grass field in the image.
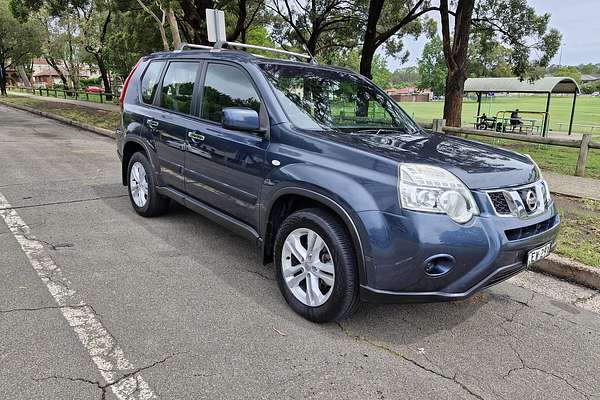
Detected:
[0,95,119,131]
[400,95,600,136]
[554,195,600,267]
[453,134,600,179]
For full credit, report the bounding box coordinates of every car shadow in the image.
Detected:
[99,191,490,345]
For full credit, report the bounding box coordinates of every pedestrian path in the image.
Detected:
[544,170,600,201]
[8,91,119,112]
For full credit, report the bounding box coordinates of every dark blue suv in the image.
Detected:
[117,48,559,322]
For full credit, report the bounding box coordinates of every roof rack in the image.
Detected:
[177,43,213,51]
[177,41,316,64]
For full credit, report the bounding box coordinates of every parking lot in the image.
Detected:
[1,104,599,400]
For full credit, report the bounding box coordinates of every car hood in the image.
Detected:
[320,129,538,190]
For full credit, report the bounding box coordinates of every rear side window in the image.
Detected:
[159,62,199,114]
[140,61,165,104]
[201,63,261,123]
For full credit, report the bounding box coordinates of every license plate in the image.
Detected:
[527,242,552,267]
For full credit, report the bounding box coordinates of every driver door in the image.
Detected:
[184,62,268,228]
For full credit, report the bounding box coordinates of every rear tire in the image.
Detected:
[274,208,359,322]
[127,152,170,217]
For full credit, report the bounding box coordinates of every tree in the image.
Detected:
[437,0,561,126]
[103,9,163,78]
[325,47,392,88]
[0,0,41,95]
[390,66,420,87]
[553,66,581,84]
[358,0,437,80]
[81,0,115,97]
[467,32,512,77]
[268,0,358,58]
[177,0,264,46]
[417,35,446,95]
[133,0,181,50]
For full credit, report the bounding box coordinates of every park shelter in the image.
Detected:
[463,77,580,136]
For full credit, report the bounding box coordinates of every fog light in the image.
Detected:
[424,254,455,277]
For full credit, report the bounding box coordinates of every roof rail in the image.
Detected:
[177,43,213,51]
[177,41,316,64]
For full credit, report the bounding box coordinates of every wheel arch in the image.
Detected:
[121,138,155,186]
[262,187,367,285]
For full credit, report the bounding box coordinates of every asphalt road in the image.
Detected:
[1,104,599,400]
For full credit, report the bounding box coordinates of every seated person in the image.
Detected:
[510,109,522,131]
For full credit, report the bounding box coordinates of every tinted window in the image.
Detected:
[201,64,261,123]
[159,62,198,114]
[141,61,165,104]
[259,63,418,133]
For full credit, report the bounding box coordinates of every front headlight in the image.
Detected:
[398,163,479,224]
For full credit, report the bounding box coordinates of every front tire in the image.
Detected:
[274,208,359,322]
[127,152,170,217]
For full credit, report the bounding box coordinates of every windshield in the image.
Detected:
[259,63,420,134]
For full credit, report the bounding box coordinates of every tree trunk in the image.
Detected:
[166,6,182,49]
[359,0,384,79]
[359,45,375,80]
[443,67,466,126]
[45,57,69,89]
[440,0,475,127]
[95,53,112,100]
[0,64,7,96]
[17,65,32,88]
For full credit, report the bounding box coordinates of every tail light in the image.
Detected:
[119,58,142,105]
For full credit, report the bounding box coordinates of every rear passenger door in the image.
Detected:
[184,62,268,228]
[145,61,201,192]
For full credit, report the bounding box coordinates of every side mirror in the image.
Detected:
[222,107,261,132]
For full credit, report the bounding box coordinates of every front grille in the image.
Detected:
[505,216,557,241]
[486,180,549,218]
[488,192,511,214]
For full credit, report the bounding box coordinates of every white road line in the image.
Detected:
[0,191,157,399]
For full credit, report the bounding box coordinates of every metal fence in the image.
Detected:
[432,120,599,177]
[11,86,120,105]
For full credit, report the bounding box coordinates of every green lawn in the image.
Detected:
[452,135,600,179]
[400,95,600,135]
[554,196,600,267]
[0,95,119,131]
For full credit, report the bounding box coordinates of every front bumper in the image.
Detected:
[356,195,560,303]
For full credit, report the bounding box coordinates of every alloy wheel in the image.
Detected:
[281,228,335,307]
[130,161,148,208]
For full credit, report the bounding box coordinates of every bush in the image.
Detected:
[79,77,102,87]
[581,81,600,94]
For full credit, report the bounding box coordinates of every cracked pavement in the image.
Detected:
[1,104,599,399]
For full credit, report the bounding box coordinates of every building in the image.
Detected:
[30,58,96,88]
[581,74,600,85]
[386,86,432,102]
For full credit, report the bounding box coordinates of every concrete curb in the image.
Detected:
[532,253,600,290]
[0,100,115,139]
[2,99,599,290]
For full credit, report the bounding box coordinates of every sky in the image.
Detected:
[386,0,600,70]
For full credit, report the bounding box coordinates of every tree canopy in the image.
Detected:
[0,0,41,94]
[0,0,570,126]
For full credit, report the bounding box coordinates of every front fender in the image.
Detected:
[269,163,383,212]
[261,163,391,287]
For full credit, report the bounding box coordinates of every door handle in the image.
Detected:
[187,131,205,142]
[146,119,159,129]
